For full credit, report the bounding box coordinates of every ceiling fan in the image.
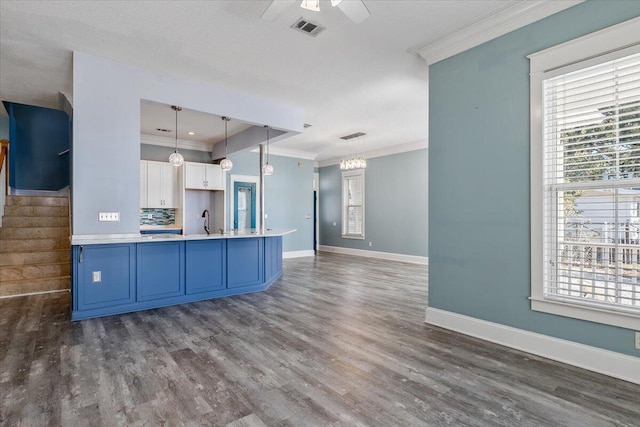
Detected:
[261,0,371,24]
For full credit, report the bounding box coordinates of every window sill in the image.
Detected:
[530,297,640,330]
[341,234,365,240]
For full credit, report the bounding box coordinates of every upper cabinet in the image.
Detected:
[141,160,180,208]
[184,162,223,191]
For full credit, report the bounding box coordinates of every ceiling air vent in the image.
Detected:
[291,17,325,37]
[340,132,366,140]
[156,128,172,133]
[303,123,312,128]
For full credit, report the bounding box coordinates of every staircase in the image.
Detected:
[0,195,70,297]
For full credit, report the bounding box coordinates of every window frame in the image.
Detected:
[341,169,365,240]
[529,17,640,330]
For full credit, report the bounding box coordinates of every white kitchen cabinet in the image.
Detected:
[140,160,148,208]
[144,160,179,208]
[184,162,223,191]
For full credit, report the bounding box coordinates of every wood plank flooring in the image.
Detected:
[1,253,638,426]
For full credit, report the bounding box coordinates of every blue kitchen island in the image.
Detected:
[70,229,295,320]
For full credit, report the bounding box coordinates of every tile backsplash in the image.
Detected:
[140,208,175,226]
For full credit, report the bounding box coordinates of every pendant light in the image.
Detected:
[262,125,274,176]
[220,116,233,171]
[169,106,184,166]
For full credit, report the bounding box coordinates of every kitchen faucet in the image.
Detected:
[201,209,210,235]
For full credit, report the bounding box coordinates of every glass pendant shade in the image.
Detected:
[221,116,233,172]
[169,105,183,166]
[169,151,184,167]
[262,163,274,176]
[220,158,233,171]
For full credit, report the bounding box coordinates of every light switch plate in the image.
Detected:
[92,271,102,283]
[98,212,120,222]
[304,214,311,219]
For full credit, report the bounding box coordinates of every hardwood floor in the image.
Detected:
[1,253,638,426]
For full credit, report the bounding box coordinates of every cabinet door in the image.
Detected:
[205,164,223,190]
[185,162,206,190]
[76,244,136,311]
[161,164,179,208]
[137,241,185,301]
[227,238,264,288]
[146,161,164,207]
[140,161,148,208]
[185,240,225,294]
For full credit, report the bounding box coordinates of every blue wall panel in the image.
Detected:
[227,238,264,288]
[429,0,640,357]
[3,102,70,191]
[185,240,226,294]
[265,236,283,281]
[137,241,185,301]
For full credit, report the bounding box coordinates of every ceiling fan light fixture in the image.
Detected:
[300,0,320,12]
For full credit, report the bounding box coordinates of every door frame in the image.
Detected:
[229,174,261,230]
[233,181,256,229]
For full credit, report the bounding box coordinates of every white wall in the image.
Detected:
[72,52,303,236]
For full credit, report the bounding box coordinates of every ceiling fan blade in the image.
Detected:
[337,0,371,24]
[260,0,297,22]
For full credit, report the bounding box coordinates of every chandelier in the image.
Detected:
[340,156,366,170]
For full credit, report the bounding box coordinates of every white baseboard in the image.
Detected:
[425,307,639,385]
[318,245,428,265]
[283,250,315,259]
[0,289,69,300]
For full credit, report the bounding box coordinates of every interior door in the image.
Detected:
[234,182,256,229]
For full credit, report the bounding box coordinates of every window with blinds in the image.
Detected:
[342,170,365,239]
[543,51,640,316]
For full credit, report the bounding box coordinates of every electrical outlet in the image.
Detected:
[305,214,311,219]
[635,332,640,350]
[98,212,120,222]
[92,271,102,283]
[264,213,268,219]
[147,213,153,219]
[369,242,372,247]
[333,222,337,226]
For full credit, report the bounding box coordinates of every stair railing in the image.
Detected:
[0,139,8,228]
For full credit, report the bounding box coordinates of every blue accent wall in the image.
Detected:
[3,102,70,191]
[319,149,428,257]
[227,150,314,253]
[429,1,640,357]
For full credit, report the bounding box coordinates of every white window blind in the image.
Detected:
[543,51,640,316]
[342,170,365,239]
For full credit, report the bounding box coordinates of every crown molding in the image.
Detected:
[413,1,584,65]
[249,146,318,160]
[317,139,428,168]
[140,134,212,152]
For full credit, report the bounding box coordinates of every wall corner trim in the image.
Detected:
[319,245,428,265]
[424,307,639,385]
[283,250,315,259]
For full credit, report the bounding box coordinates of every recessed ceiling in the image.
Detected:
[140,100,253,147]
[0,1,578,161]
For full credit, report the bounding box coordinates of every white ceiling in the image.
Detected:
[0,0,577,161]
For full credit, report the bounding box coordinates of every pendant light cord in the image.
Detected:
[266,126,270,163]
[174,108,178,153]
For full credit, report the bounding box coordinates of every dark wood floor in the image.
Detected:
[1,253,638,426]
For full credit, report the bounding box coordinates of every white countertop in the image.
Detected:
[72,229,296,245]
